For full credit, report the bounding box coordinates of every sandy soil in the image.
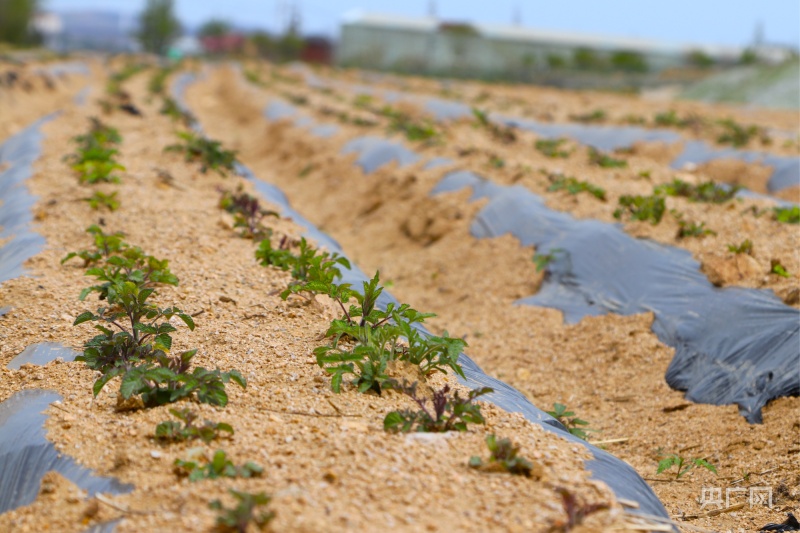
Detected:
[0,63,639,532]
[182,63,800,533]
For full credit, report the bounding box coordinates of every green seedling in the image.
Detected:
[547,174,606,200]
[243,68,266,87]
[67,228,245,407]
[657,453,717,480]
[159,97,194,126]
[353,94,374,109]
[175,450,262,482]
[148,66,175,95]
[384,380,491,433]
[83,191,120,212]
[155,408,233,444]
[533,248,563,273]
[210,490,275,533]
[67,118,125,184]
[774,206,800,224]
[570,109,606,123]
[728,239,753,255]
[489,155,505,168]
[588,147,627,168]
[255,235,350,293]
[535,138,571,158]
[771,260,791,278]
[218,187,277,239]
[307,273,466,394]
[546,403,595,440]
[165,131,237,175]
[469,434,534,476]
[381,106,439,142]
[677,220,716,239]
[614,194,666,224]
[471,107,516,143]
[716,118,767,147]
[654,178,739,203]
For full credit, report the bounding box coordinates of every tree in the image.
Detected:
[198,19,231,39]
[137,0,181,55]
[0,0,41,46]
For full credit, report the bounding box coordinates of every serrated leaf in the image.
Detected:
[73,311,96,326]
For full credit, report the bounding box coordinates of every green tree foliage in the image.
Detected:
[198,18,232,39]
[137,0,181,55]
[610,50,648,73]
[0,0,41,46]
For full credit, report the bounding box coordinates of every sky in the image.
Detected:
[44,0,800,49]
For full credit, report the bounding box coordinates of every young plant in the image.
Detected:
[774,206,800,224]
[533,248,563,273]
[547,174,606,200]
[148,66,175,95]
[67,118,125,184]
[218,187,277,239]
[83,190,120,212]
[471,107,516,143]
[728,239,753,255]
[613,194,666,224]
[383,380,492,433]
[535,138,571,158]
[716,118,767,147]
[657,453,717,480]
[381,106,439,143]
[165,131,237,175]
[61,225,126,267]
[546,403,595,440]
[588,147,627,168]
[570,109,606,123]
[255,235,350,293]
[654,178,739,203]
[771,260,791,278]
[155,408,233,444]
[304,273,466,394]
[175,450,262,482]
[677,220,716,239]
[160,97,194,126]
[468,434,534,476]
[210,490,275,533]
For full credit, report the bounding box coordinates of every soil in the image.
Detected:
[0,62,647,533]
[180,63,800,533]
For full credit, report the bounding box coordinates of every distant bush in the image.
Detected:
[611,50,648,73]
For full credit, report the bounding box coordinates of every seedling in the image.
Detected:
[306,273,466,393]
[489,155,505,168]
[570,109,606,123]
[771,260,791,278]
[546,403,595,440]
[148,66,175,95]
[209,490,274,533]
[218,187,277,239]
[774,206,800,224]
[159,97,194,126]
[83,191,120,212]
[657,453,717,480]
[165,131,237,175]
[588,148,627,168]
[381,106,439,142]
[547,175,606,200]
[535,138,571,158]
[716,118,767,147]
[353,94,374,109]
[67,118,125,184]
[243,68,266,87]
[67,228,245,407]
[471,107,516,143]
[255,235,350,293]
[555,487,609,530]
[654,178,739,203]
[533,248,563,273]
[155,408,233,444]
[175,450,262,482]
[383,380,491,433]
[614,194,666,224]
[677,220,716,239]
[468,434,534,476]
[728,239,753,255]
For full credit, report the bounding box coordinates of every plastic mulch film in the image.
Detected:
[432,170,800,424]
[6,343,78,370]
[172,73,676,524]
[0,115,54,284]
[0,389,133,514]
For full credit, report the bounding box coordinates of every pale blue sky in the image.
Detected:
[45,0,800,48]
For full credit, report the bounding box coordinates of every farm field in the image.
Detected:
[0,57,798,533]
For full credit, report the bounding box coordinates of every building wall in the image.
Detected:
[338,22,699,79]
